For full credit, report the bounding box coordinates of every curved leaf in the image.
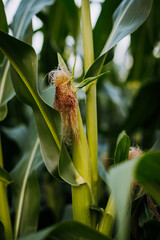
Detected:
[2,124,28,151]
[93,0,121,58]
[0,31,85,186]
[0,0,54,121]
[135,151,160,206]
[12,0,54,39]
[108,151,160,240]
[59,143,85,186]
[11,118,42,238]
[76,72,108,90]
[0,167,13,185]
[114,130,130,164]
[108,159,135,240]
[101,0,153,54]
[85,0,153,81]
[0,59,14,121]
[0,30,61,174]
[18,221,110,240]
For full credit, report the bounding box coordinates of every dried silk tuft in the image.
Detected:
[49,67,79,145]
[129,146,143,160]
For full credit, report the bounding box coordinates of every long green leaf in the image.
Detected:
[0,0,10,120]
[12,0,54,39]
[84,0,153,80]
[93,0,121,58]
[108,160,135,240]
[18,221,110,240]
[0,30,85,186]
[102,0,153,54]
[0,30,61,171]
[11,118,42,239]
[0,0,54,121]
[107,151,160,240]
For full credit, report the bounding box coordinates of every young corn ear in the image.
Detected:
[49,68,79,145]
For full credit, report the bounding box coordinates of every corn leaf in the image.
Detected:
[114,130,130,164]
[0,30,85,186]
[18,221,110,240]
[85,0,153,79]
[0,0,54,121]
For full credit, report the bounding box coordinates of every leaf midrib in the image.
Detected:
[8,52,61,150]
[14,138,39,240]
[101,1,131,54]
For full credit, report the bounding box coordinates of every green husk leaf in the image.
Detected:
[114,130,130,164]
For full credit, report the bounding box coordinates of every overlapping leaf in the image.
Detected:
[18,221,110,240]
[85,0,153,80]
[108,151,160,240]
[0,0,54,121]
[0,30,85,186]
[11,0,54,39]
[10,118,42,238]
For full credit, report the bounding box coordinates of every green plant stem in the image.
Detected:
[82,0,98,205]
[0,135,13,240]
[99,195,115,237]
[72,108,93,227]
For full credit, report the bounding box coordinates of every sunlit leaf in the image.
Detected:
[93,0,121,58]
[11,0,54,39]
[102,0,153,54]
[108,150,160,240]
[108,159,135,240]
[86,0,153,80]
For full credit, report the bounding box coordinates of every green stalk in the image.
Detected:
[99,195,115,237]
[82,0,98,205]
[72,108,93,226]
[0,134,13,240]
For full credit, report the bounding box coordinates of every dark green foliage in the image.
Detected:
[0,0,159,239]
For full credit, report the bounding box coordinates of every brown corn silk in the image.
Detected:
[50,68,79,145]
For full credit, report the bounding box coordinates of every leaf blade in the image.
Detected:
[114,130,130,164]
[102,0,153,54]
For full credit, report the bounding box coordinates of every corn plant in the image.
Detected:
[0,0,160,240]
